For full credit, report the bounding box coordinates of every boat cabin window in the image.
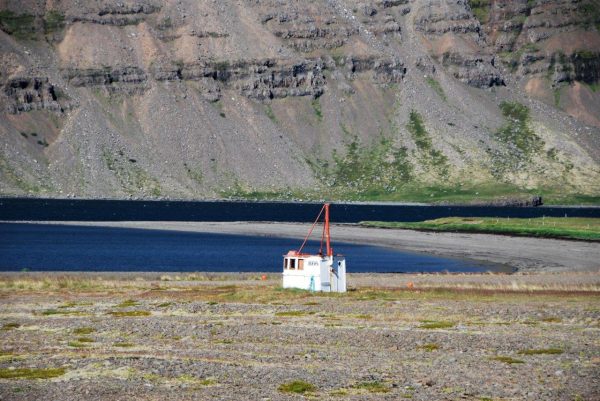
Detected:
[284,258,305,270]
[284,258,297,270]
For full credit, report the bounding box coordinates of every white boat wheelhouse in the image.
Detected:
[282,203,346,293]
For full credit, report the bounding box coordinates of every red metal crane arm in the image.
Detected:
[297,204,326,255]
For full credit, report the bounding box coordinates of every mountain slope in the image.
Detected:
[1,0,599,203]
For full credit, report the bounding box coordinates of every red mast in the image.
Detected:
[324,203,332,257]
[296,203,333,257]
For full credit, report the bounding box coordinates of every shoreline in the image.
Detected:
[4,220,600,273]
[2,195,600,208]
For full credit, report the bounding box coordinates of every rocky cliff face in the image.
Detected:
[0,0,598,201]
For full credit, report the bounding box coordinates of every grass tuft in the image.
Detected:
[279,380,316,394]
[518,348,563,355]
[0,367,66,379]
[417,343,440,352]
[1,323,20,330]
[352,381,390,393]
[177,374,216,386]
[40,309,81,316]
[419,320,455,329]
[275,311,315,317]
[540,317,562,323]
[490,356,524,364]
[113,342,135,347]
[67,341,89,348]
[108,310,151,317]
[116,299,139,308]
[73,327,95,335]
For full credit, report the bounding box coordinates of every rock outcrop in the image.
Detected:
[414,0,505,88]
[3,76,73,114]
[0,0,598,200]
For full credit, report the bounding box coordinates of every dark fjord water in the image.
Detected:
[1,198,598,222]
[0,223,505,273]
[1,199,596,273]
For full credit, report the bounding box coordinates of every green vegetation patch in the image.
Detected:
[76,337,94,343]
[265,105,278,124]
[215,167,599,205]
[278,380,316,394]
[44,10,65,33]
[490,356,524,364]
[311,98,323,121]
[425,77,447,101]
[352,381,390,393]
[113,342,135,347]
[309,132,413,198]
[116,299,139,308]
[1,323,20,330]
[572,49,598,60]
[73,327,95,335]
[0,367,66,379]
[518,348,563,355]
[58,302,78,309]
[360,217,600,241]
[108,310,151,317]
[0,11,36,40]
[0,153,47,194]
[40,309,81,316]
[183,163,203,185]
[578,1,600,30]
[419,320,455,329]
[417,343,440,352]
[177,374,216,386]
[275,310,315,317]
[468,0,491,24]
[489,101,544,178]
[102,148,162,197]
[68,341,89,348]
[407,111,449,176]
[498,102,541,151]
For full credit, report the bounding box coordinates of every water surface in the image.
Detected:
[1,198,597,222]
[0,223,505,273]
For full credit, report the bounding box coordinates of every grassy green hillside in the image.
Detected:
[360,217,600,241]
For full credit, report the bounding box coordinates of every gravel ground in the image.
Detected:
[0,274,599,401]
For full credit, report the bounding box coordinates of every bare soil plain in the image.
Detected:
[1,273,599,401]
